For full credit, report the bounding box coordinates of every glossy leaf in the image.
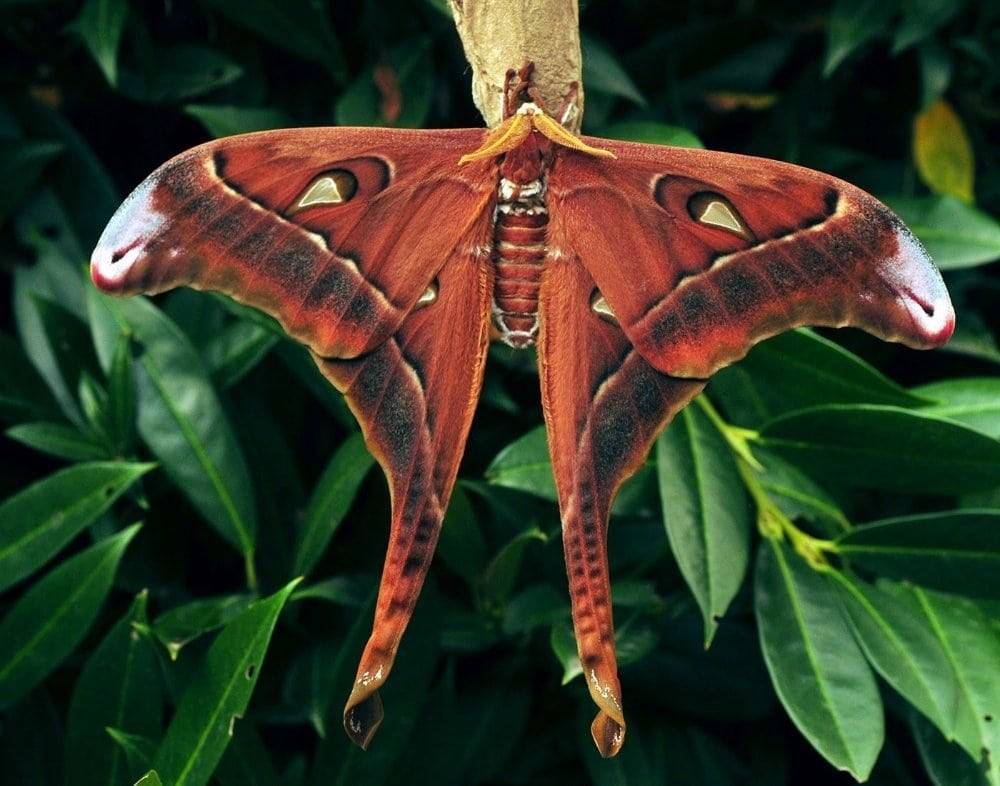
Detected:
[825,0,894,75]
[153,579,300,786]
[0,331,59,422]
[711,329,927,428]
[910,710,990,786]
[894,0,963,53]
[831,572,958,738]
[119,45,243,103]
[754,447,851,536]
[602,122,703,148]
[292,431,374,577]
[135,771,163,786]
[65,592,163,786]
[184,105,293,139]
[898,586,1000,783]
[914,99,974,203]
[106,728,156,780]
[656,404,751,644]
[486,425,556,500]
[76,0,128,85]
[886,195,1000,269]
[203,321,279,389]
[152,594,253,660]
[435,484,488,585]
[481,527,549,602]
[0,524,141,710]
[838,511,1000,599]
[88,290,258,563]
[582,35,646,106]
[0,461,151,593]
[759,405,1000,494]
[915,377,1000,438]
[755,539,883,779]
[0,140,62,225]
[5,420,107,461]
[199,0,345,77]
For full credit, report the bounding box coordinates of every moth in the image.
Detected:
[90,65,954,757]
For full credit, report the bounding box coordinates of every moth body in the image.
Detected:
[492,173,548,348]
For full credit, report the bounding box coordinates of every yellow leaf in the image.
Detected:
[913,99,975,204]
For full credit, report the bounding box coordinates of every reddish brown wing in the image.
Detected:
[91,127,494,359]
[90,126,497,750]
[537,254,704,757]
[547,139,954,379]
[315,208,494,748]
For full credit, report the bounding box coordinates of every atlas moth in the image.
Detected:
[91,63,954,758]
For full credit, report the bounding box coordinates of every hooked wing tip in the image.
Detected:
[90,176,164,296]
[878,225,955,349]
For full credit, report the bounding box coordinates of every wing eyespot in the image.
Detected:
[590,290,618,323]
[687,192,754,240]
[291,170,359,212]
[414,280,438,310]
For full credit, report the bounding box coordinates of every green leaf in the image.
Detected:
[152,594,253,660]
[292,431,374,577]
[758,405,1000,494]
[755,539,883,779]
[5,420,107,461]
[435,484,488,585]
[898,586,1000,783]
[106,729,156,781]
[135,771,163,786]
[656,404,751,645]
[754,447,851,536]
[88,291,258,564]
[893,0,964,54]
[601,121,703,148]
[120,45,243,103]
[824,0,895,76]
[915,377,1000,438]
[203,321,279,389]
[502,583,569,635]
[183,105,292,138]
[0,461,152,593]
[830,572,958,739]
[291,575,369,607]
[0,331,60,422]
[712,329,928,428]
[485,425,556,500]
[76,0,128,85]
[107,332,136,455]
[153,579,300,786]
[481,526,549,602]
[0,524,141,710]
[551,623,582,684]
[199,0,345,78]
[885,195,1000,269]
[66,592,163,786]
[0,140,62,224]
[837,511,1000,599]
[215,722,280,786]
[910,710,990,786]
[335,39,433,128]
[582,35,646,106]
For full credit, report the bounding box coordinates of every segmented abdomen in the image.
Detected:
[493,209,547,348]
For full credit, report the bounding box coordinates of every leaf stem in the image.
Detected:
[696,395,836,569]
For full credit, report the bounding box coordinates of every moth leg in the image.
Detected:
[538,253,704,757]
[315,241,492,750]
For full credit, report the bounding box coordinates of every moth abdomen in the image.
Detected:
[492,177,548,348]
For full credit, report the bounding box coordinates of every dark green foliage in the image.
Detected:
[0,1,998,784]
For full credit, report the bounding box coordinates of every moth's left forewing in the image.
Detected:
[548,139,954,379]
